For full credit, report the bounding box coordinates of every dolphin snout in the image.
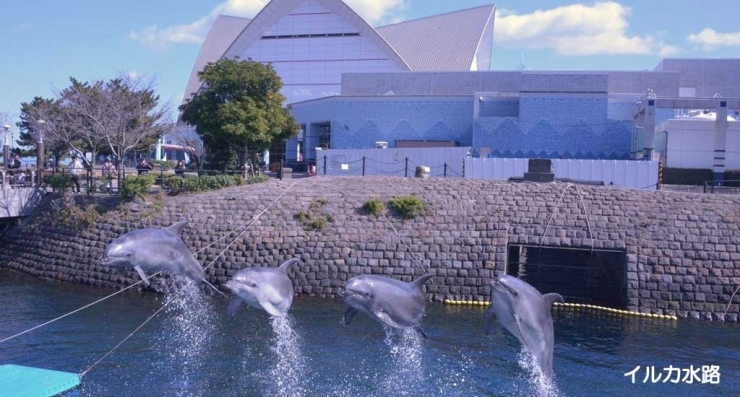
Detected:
[338,286,346,297]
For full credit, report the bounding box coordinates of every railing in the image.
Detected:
[12,165,258,196]
[703,179,740,194]
[317,155,465,178]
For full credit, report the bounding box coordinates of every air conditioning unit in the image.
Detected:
[375,141,388,149]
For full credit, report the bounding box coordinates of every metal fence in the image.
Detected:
[316,147,470,178]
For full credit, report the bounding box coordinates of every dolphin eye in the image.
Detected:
[249,282,257,288]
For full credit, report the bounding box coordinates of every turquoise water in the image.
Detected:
[0,269,737,397]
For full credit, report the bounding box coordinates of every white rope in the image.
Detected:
[381,212,436,286]
[540,183,573,247]
[0,272,160,344]
[77,178,303,376]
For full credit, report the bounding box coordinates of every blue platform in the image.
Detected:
[0,364,80,397]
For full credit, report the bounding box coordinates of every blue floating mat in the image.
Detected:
[0,364,80,397]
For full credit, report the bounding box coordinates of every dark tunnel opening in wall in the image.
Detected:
[506,245,627,308]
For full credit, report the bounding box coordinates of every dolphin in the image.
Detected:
[100,220,223,295]
[338,274,434,338]
[483,274,564,377]
[224,258,300,317]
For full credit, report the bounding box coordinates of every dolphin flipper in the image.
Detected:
[259,301,284,317]
[482,307,497,335]
[134,266,150,286]
[375,311,404,329]
[278,258,300,273]
[342,307,359,325]
[164,221,189,236]
[228,297,242,319]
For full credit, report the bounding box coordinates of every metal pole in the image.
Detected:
[323,155,327,176]
[444,163,447,178]
[405,157,408,177]
[37,137,44,187]
[362,156,365,176]
[3,125,9,173]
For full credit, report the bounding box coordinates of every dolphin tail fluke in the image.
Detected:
[278,258,301,273]
[542,293,565,309]
[164,220,189,236]
[203,279,227,298]
[411,274,434,289]
[482,307,497,335]
[342,307,358,326]
[414,326,428,339]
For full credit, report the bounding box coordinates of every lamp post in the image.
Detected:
[2,124,9,172]
[36,120,45,186]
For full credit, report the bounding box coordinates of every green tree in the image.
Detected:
[179,57,299,169]
[17,97,70,167]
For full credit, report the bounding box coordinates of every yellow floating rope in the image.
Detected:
[442,299,678,321]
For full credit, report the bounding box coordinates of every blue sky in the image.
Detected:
[2,0,739,132]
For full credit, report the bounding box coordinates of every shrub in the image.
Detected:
[388,195,426,219]
[362,198,384,217]
[294,211,311,223]
[43,174,75,193]
[120,174,157,200]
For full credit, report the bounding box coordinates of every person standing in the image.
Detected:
[68,154,84,193]
[174,160,186,177]
[101,157,116,193]
[8,154,24,185]
[137,158,153,175]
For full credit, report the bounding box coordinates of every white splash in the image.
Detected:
[516,349,560,397]
[161,277,216,396]
[378,327,424,396]
[266,315,306,397]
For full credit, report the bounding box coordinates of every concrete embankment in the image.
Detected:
[1,176,738,322]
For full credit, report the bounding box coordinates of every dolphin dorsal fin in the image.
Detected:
[411,274,434,288]
[278,258,300,272]
[542,293,565,308]
[164,221,189,236]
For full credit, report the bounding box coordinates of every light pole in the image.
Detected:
[2,124,9,172]
[36,120,45,186]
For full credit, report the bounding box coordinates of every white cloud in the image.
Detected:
[130,0,405,50]
[687,28,740,50]
[494,2,680,56]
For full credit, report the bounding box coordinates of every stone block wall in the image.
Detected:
[0,177,738,322]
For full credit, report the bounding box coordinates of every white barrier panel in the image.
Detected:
[316,147,470,177]
[464,158,659,189]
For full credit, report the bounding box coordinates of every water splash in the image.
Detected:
[377,327,424,396]
[515,349,560,397]
[263,315,306,397]
[160,277,216,397]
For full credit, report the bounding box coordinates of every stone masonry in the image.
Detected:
[0,177,738,322]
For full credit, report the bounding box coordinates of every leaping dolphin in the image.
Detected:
[100,220,223,295]
[483,274,564,377]
[338,274,434,338]
[224,258,300,317]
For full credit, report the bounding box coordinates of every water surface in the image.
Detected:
[0,269,737,396]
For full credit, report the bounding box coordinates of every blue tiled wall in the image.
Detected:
[473,94,633,159]
[291,94,647,160]
[291,98,475,159]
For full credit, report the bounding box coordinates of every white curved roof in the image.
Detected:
[181,1,497,104]
[182,15,251,103]
[375,4,496,71]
